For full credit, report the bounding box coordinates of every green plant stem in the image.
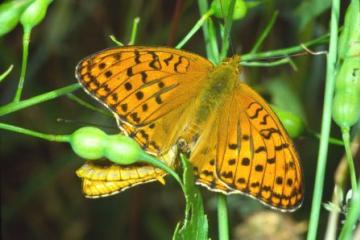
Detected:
[139,152,184,191]
[250,11,279,54]
[242,33,329,61]
[198,0,219,63]
[307,0,340,239]
[341,129,358,191]
[175,8,214,49]
[241,57,295,68]
[0,65,14,83]
[217,194,229,240]
[128,17,140,45]
[338,179,360,240]
[66,93,112,117]
[306,129,344,146]
[219,0,235,60]
[109,35,124,46]
[14,27,31,102]
[0,83,80,116]
[0,122,69,142]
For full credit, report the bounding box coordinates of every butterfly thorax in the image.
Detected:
[195,56,241,124]
[178,56,241,151]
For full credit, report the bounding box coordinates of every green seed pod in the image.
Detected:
[332,57,360,129]
[20,0,51,30]
[271,105,305,138]
[70,127,107,160]
[333,90,360,129]
[104,135,142,165]
[335,58,360,92]
[210,0,247,20]
[338,0,360,59]
[0,1,31,36]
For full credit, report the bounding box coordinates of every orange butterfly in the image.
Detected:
[75,46,303,211]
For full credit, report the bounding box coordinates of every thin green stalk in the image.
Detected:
[250,11,279,54]
[67,93,112,117]
[308,130,344,146]
[128,17,140,45]
[175,9,214,49]
[219,0,235,60]
[0,83,80,116]
[0,65,14,83]
[206,18,220,63]
[307,0,340,239]
[109,35,124,46]
[139,152,183,190]
[14,27,31,102]
[0,122,69,142]
[342,129,358,191]
[242,33,329,61]
[217,194,229,240]
[198,0,219,63]
[241,57,295,68]
[338,179,360,240]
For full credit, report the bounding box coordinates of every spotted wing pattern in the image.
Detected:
[76,48,303,211]
[76,46,213,155]
[191,83,303,211]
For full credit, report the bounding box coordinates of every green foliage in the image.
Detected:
[332,59,360,129]
[20,0,52,31]
[271,105,305,138]
[105,134,142,165]
[0,65,13,82]
[70,127,107,160]
[173,155,208,240]
[0,0,52,36]
[0,0,30,36]
[70,126,142,164]
[332,0,360,129]
[338,0,360,59]
[211,0,247,20]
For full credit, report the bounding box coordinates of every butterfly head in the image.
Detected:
[221,55,241,73]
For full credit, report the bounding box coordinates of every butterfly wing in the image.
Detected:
[76,46,214,155]
[77,162,166,198]
[191,82,303,211]
[75,47,212,197]
[76,145,177,198]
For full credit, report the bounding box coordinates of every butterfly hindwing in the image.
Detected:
[213,83,303,211]
[76,144,177,198]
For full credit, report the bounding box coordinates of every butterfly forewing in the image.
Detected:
[76,46,213,155]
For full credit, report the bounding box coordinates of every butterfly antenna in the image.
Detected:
[56,118,117,130]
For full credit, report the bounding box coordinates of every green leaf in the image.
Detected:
[172,154,208,240]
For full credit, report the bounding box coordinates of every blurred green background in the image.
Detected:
[1,0,357,239]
